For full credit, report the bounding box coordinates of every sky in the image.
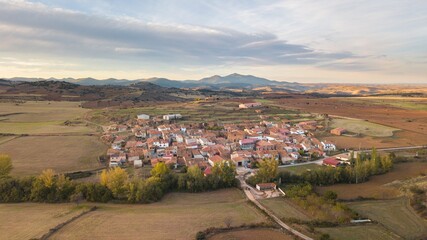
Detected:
[0,0,426,83]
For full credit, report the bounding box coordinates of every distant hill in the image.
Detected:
[6,74,307,92]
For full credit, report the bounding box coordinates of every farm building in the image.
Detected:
[239,102,262,109]
[323,158,341,167]
[331,127,347,136]
[163,114,183,120]
[256,183,276,191]
[137,114,150,120]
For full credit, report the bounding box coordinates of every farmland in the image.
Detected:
[50,189,266,240]
[0,203,90,240]
[87,100,311,125]
[0,135,106,176]
[317,225,400,240]
[329,118,399,137]
[316,161,427,200]
[259,197,310,221]
[0,101,95,135]
[276,96,427,148]
[348,198,427,239]
[209,228,292,240]
[278,163,324,175]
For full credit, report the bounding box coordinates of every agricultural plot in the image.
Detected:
[0,136,107,176]
[50,189,266,240]
[0,203,89,240]
[330,118,399,137]
[259,197,310,221]
[209,228,292,240]
[0,101,94,134]
[317,225,401,240]
[316,162,427,200]
[278,163,324,175]
[88,101,305,125]
[347,198,427,239]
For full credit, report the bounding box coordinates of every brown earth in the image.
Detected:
[275,97,427,147]
[316,162,427,200]
[209,228,293,240]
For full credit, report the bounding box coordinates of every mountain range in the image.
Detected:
[7,73,307,92]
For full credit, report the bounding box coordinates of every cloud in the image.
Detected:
[0,0,357,67]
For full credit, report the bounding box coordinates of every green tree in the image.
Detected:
[256,158,278,183]
[99,167,129,198]
[0,154,13,179]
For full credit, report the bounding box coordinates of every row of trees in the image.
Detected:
[0,154,237,204]
[247,148,394,187]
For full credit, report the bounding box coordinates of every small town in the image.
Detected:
[102,102,344,174]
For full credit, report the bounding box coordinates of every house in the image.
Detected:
[134,159,143,168]
[137,114,150,120]
[323,158,341,167]
[321,141,336,151]
[117,125,128,132]
[163,114,182,120]
[331,128,347,136]
[127,152,140,162]
[256,183,276,191]
[239,138,256,150]
[208,155,226,166]
[239,102,262,109]
[256,140,275,151]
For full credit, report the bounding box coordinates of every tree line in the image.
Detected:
[0,154,236,204]
[247,147,394,187]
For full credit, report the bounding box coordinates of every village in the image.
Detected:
[101,102,347,177]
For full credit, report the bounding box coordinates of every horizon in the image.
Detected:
[1,1,427,84]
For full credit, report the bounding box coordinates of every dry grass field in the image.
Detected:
[317,225,401,240]
[0,135,107,176]
[0,203,89,240]
[347,198,427,239]
[50,189,266,240]
[316,162,427,200]
[277,97,427,147]
[209,228,293,240]
[259,197,310,221]
[0,101,94,134]
[330,118,399,137]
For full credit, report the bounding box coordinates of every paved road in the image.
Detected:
[237,171,313,240]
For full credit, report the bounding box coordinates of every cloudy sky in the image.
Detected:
[1,0,426,83]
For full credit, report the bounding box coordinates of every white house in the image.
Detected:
[134,159,143,168]
[321,141,336,151]
[137,114,150,120]
[163,114,183,120]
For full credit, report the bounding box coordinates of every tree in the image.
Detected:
[224,216,233,228]
[99,168,128,198]
[39,169,55,188]
[256,158,278,183]
[185,165,205,192]
[323,190,338,202]
[151,162,171,178]
[0,154,13,179]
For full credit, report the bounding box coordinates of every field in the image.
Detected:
[259,197,310,221]
[88,100,310,125]
[317,225,400,240]
[50,189,266,240]
[343,96,427,111]
[277,96,427,148]
[347,198,427,239]
[0,203,89,240]
[330,118,399,137]
[0,101,95,135]
[0,135,107,176]
[209,228,292,240]
[279,163,324,175]
[316,162,427,200]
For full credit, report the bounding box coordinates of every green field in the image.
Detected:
[343,97,427,111]
[0,136,107,176]
[348,198,427,239]
[318,225,401,240]
[0,203,90,240]
[279,163,324,175]
[88,101,304,125]
[259,197,310,221]
[0,101,95,134]
[330,118,399,137]
[49,189,265,240]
